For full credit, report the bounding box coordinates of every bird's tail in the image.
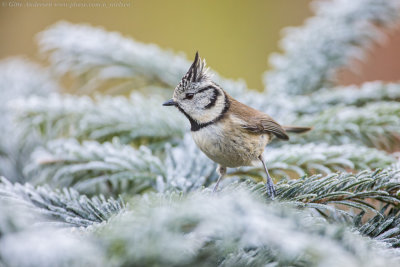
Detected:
[283,125,312,134]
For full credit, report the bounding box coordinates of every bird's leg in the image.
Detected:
[259,155,276,199]
[213,165,226,192]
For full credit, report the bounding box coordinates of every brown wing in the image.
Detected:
[229,95,289,140]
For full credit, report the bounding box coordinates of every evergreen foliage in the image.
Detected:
[13,93,185,145]
[0,58,59,181]
[37,21,249,96]
[292,102,400,150]
[0,177,124,227]
[1,0,400,265]
[93,189,400,267]
[264,0,400,95]
[25,139,164,195]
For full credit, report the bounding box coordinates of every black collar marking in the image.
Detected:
[177,91,230,132]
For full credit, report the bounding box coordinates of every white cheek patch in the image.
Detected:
[190,93,225,124]
[197,90,216,107]
[196,94,210,107]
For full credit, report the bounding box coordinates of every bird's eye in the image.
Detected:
[185,93,194,100]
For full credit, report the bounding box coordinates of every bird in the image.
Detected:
[163,52,311,198]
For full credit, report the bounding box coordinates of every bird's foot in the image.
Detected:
[266,181,276,200]
[213,184,219,193]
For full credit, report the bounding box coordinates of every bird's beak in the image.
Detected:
[162,99,177,107]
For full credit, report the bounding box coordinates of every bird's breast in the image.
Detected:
[191,118,269,168]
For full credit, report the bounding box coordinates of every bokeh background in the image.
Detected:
[1,0,400,90]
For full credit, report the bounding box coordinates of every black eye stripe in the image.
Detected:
[184,86,215,100]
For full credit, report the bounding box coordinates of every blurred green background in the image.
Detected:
[1,0,399,90]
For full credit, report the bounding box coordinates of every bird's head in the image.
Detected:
[163,52,228,128]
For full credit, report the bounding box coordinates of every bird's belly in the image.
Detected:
[191,123,268,168]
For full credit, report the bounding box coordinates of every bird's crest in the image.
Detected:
[175,52,210,94]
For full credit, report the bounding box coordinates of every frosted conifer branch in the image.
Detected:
[265,0,400,95]
[0,178,110,266]
[37,21,249,95]
[273,168,400,215]
[0,177,124,227]
[254,143,396,178]
[37,21,187,92]
[295,82,400,114]
[0,185,105,265]
[0,58,59,107]
[0,227,105,267]
[226,166,400,225]
[223,178,400,248]
[0,58,59,181]
[13,93,186,145]
[96,189,400,266]
[291,102,400,150]
[0,202,104,267]
[25,135,214,195]
[159,133,217,193]
[262,81,400,118]
[25,139,164,196]
[3,185,400,266]
[355,205,400,248]
[25,136,396,196]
